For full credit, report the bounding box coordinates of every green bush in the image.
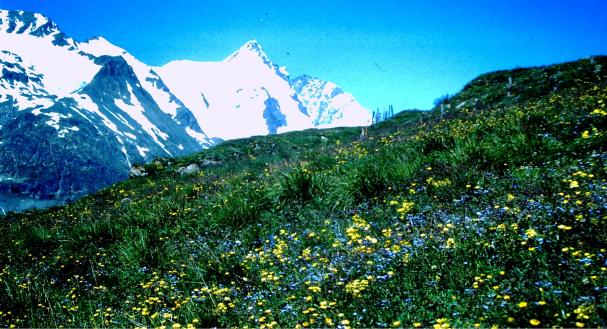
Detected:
[279,166,325,203]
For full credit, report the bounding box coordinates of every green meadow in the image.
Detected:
[1,56,606,328]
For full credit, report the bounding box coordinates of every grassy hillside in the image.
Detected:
[1,56,606,328]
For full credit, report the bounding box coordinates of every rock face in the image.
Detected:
[176,164,201,176]
[129,166,147,178]
[0,9,371,212]
[0,107,127,199]
[291,75,372,128]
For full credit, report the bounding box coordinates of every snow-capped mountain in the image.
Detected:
[0,9,370,211]
[159,41,314,140]
[0,9,213,210]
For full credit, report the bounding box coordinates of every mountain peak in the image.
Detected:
[241,39,262,52]
[224,39,273,67]
[0,9,59,37]
[79,35,126,57]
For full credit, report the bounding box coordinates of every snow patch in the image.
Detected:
[136,145,149,157]
[33,13,49,27]
[121,146,130,166]
[116,136,131,167]
[43,112,68,129]
[58,126,79,138]
[110,112,135,130]
[185,127,209,145]
[12,16,24,33]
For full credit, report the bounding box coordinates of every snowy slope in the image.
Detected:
[0,9,212,150]
[0,10,97,98]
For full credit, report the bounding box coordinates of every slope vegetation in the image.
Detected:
[1,56,606,328]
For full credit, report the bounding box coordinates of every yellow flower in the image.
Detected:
[525,229,538,238]
[446,238,456,248]
[570,180,579,188]
[529,319,540,326]
[576,322,585,328]
[591,108,607,116]
[413,323,422,328]
[308,286,321,293]
[392,321,402,327]
[345,279,369,297]
[216,302,228,313]
[396,201,415,215]
[365,235,378,244]
[518,301,528,308]
[581,130,590,139]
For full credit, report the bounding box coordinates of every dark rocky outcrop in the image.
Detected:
[0,105,128,201]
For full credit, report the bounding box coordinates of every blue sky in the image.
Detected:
[1,0,606,111]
